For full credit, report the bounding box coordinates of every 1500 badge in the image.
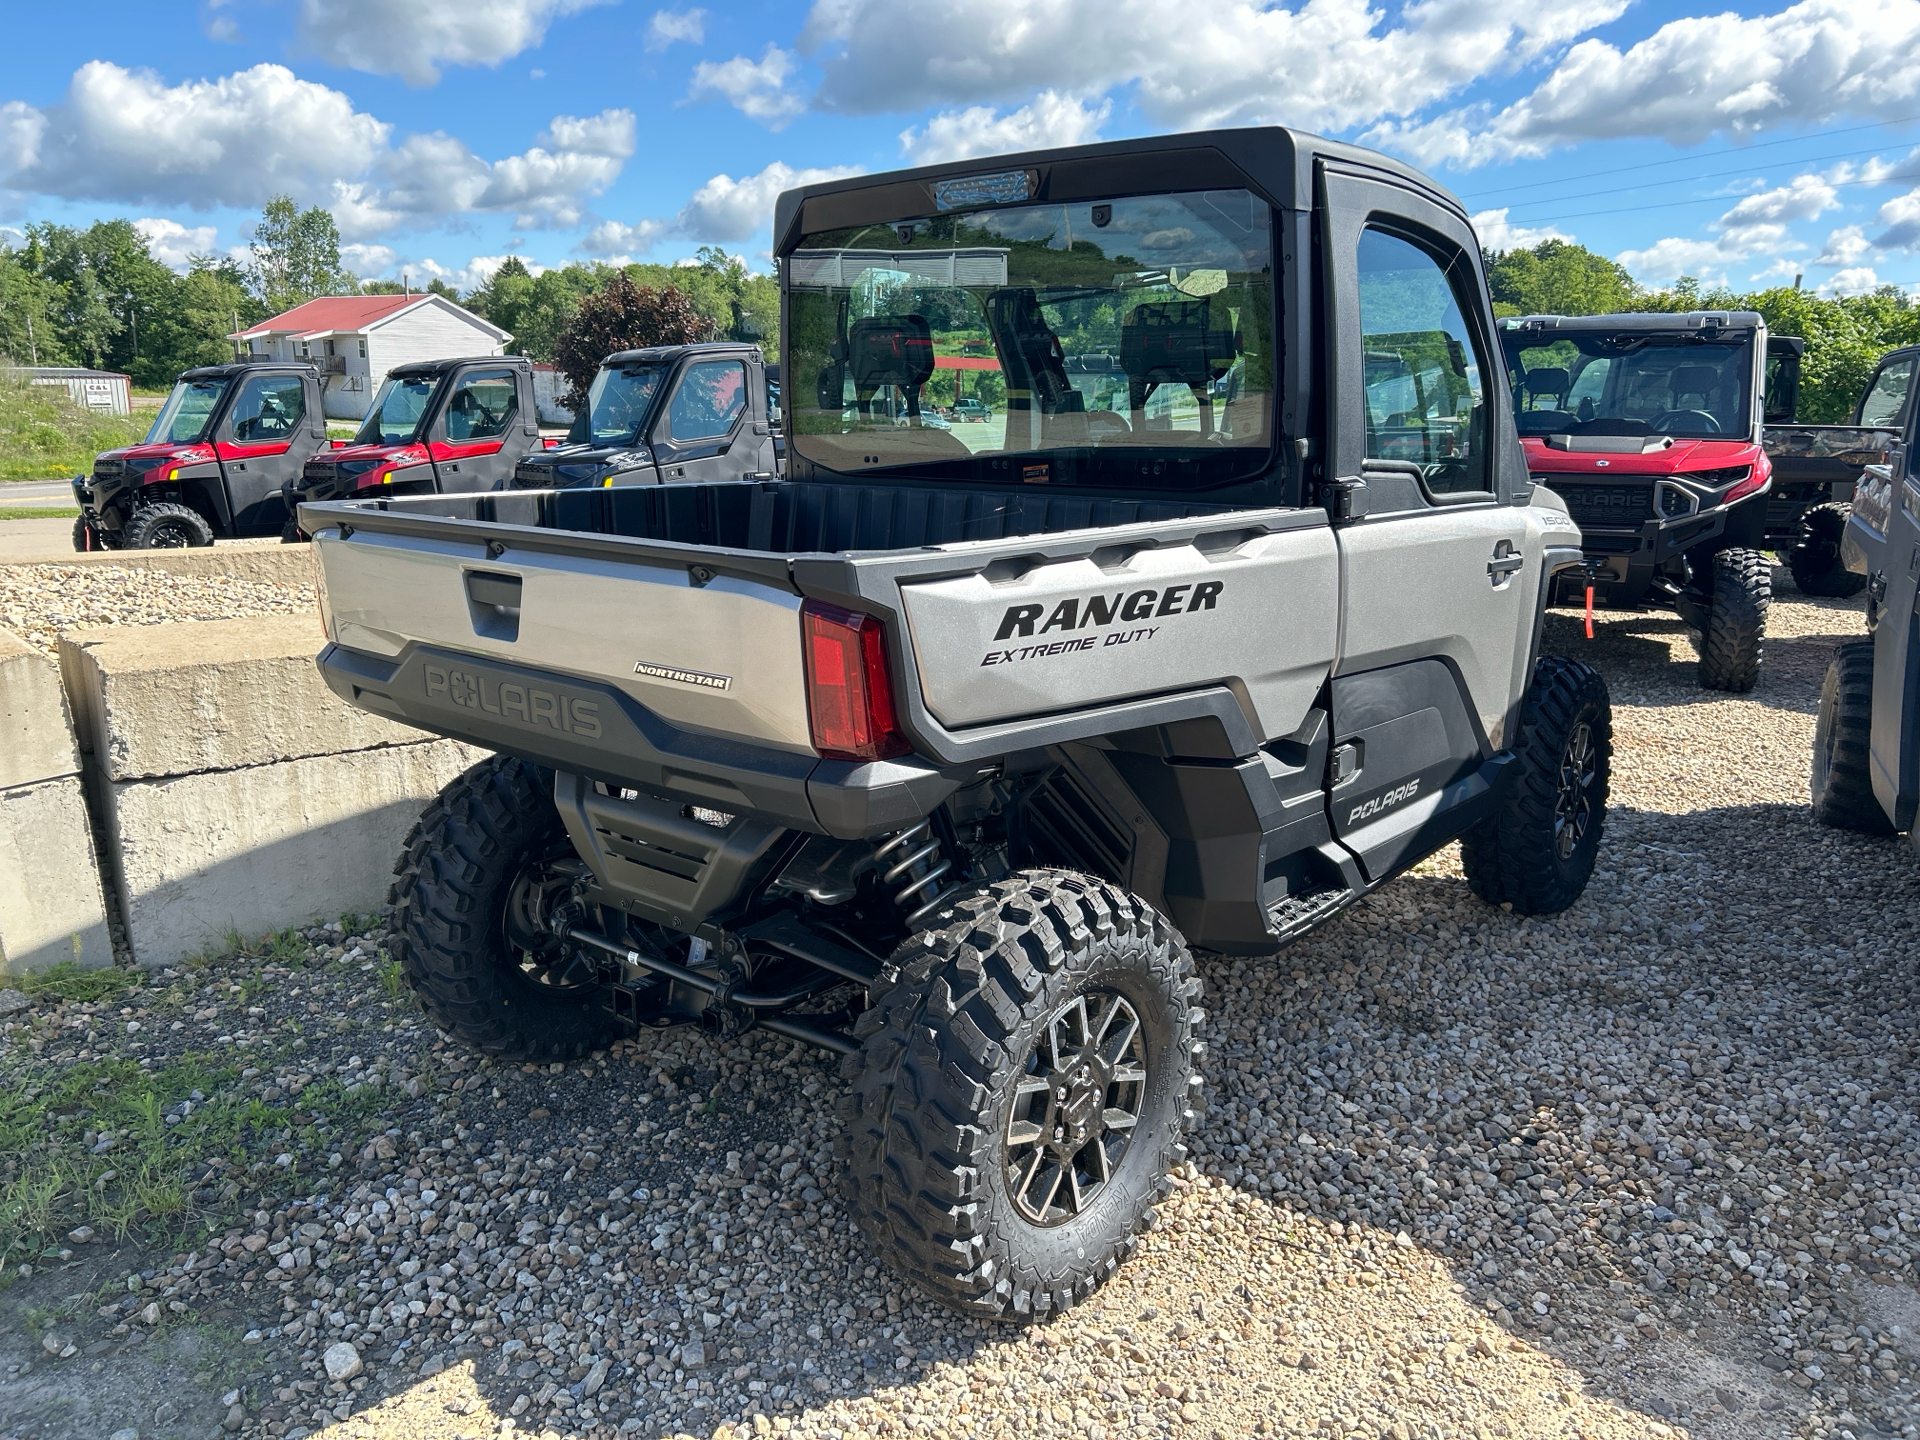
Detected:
[423,663,602,738]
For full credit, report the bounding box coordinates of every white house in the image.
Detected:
[232,294,512,420]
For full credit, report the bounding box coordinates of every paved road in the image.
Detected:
[0,481,79,502]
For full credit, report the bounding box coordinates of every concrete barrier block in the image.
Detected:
[61,615,434,781]
[109,738,482,968]
[2,544,315,587]
[0,774,113,975]
[0,626,82,789]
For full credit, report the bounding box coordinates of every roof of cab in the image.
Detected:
[179,359,319,382]
[600,342,763,368]
[1499,311,1766,332]
[772,126,1461,251]
[387,354,532,379]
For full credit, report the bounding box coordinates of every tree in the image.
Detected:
[553,273,711,405]
[468,262,605,362]
[1485,239,1641,318]
[248,196,356,312]
[141,257,263,382]
[0,248,65,365]
[624,247,779,359]
[18,223,120,367]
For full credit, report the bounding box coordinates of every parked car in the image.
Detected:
[1501,311,1778,691]
[73,360,326,549]
[1762,339,1911,596]
[510,343,778,490]
[282,356,547,540]
[303,126,1608,1321]
[952,398,991,421]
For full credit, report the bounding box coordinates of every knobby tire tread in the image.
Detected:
[1810,640,1892,835]
[1788,503,1867,599]
[1698,547,1770,692]
[1460,655,1611,917]
[837,870,1205,1322]
[386,754,621,1062]
[122,501,213,550]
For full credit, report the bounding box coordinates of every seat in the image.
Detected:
[1118,300,1237,434]
[1521,366,1570,412]
[847,315,936,424]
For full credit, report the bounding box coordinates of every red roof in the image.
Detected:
[235,294,423,338]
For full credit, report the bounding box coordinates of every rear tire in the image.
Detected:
[121,501,213,550]
[839,870,1203,1321]
[1695,547,1770,692]
[281,520,306,544]
[1810,640,1892,834]
[387,755,625,1061]
[1461,655,1611,916]
[1788,503,1867,598]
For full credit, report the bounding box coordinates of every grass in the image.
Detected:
[0,506,79,520]
[0,373,146,481]
[1,961,142,1005]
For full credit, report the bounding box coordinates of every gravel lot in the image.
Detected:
[0,567,1915,1440]
[0,563,313,657]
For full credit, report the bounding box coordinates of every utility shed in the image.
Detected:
[232,295,512,420]
[4,367,132,416]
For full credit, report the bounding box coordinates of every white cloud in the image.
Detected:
[898,91,1110,164]
[1819,265,1882,295]
[339,242,398,275]
[134,217,219,271]
[296,0,610,86]
[1468,208,1572,252]
[0,64,632,238]
[802,0,1623,133]
[646,8,706,51]
[690,47,805,127]
[1873,188,1920,250]
[0,63,388,211]
[576,159,865,256]
[1816,224,1872,265]
[1614,172,1837,286]
[1380,0,1920,167]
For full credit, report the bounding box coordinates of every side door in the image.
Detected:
[1855,352,1917,431]
[1869,406,1920,831]
[428,366,526,493]
[216,370,312,535]
[1319,163,1543,878]
[650,357,753,483]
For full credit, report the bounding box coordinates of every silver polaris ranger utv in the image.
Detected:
[302,128,1612,1320]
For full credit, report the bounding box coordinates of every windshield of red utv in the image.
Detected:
[1503,330,1755,441]
[786,188,1275,489]
[144,378,228,445]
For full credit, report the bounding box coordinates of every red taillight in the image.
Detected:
[801,601,910,762]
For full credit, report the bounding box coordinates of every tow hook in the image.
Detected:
[1577,560,1608,640]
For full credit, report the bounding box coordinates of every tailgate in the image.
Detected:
[313,522,814,754]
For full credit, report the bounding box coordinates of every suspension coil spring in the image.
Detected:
[873,818,954,929]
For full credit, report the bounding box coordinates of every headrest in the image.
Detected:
[1523,367,1570,396]
[847,315,935,391]
[1119,301,1236,385]
[1670,366,1719,397]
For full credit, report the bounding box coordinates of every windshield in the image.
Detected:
[354,375,438,445]
[570,364,667,445]
[144,379,228,445]
[786,188,1275,488]
[1502,330,1755,440]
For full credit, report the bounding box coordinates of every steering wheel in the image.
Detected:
[1654,410,1721,434]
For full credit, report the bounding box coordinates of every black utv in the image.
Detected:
[1763,340,1911,596]
[510,342,779,489]
[73,361,327,550]
[283,356,545,541]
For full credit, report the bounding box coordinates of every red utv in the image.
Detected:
[282,355,546,540]
[1500,311,1776,691]
[73,360,327,550]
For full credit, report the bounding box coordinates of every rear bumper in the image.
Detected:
[318,641,960,838]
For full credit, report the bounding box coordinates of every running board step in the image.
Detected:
[1264,885,1357,945]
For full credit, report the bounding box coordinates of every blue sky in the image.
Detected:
[1,0,1917,298]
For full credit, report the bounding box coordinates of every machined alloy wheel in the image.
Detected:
[1461,654,1612,915]
[840,870,1204,1320]
[1004,991,1147,1226]
[1553,721,1600,861]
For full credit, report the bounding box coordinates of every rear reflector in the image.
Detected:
[801,601,910,762]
